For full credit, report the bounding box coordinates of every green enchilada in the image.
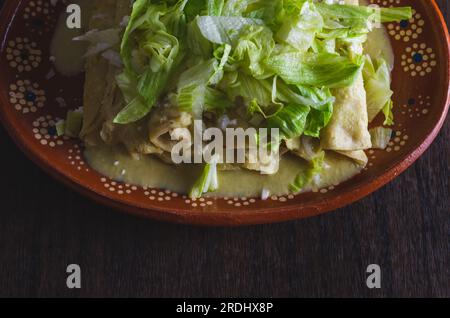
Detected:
[56,0,411,198]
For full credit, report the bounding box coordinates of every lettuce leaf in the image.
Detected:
[207,0,225,16]
[64,109,84,138]
[276,0,323,52]
[265,84,334,140]
[382,99,395,126]
[233,25,274,79]
[174,50,233,117]
[204,87,234,113]
[363,56,394,124]
[289,151,324,193]
[370,127,393,150]
[114,0,188,124]
[189,155,220,198]
[316,3,412,29]
[196,15,264,45]
[267,103,310,140]
[176,84,206,119]
[265,52,364,88]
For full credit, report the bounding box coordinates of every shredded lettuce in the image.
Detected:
[363,56,394,124]
[189,155,220,198]
[370,127,393,150]
[289,151,324,193]
[187,18,213,57]
[204,87,234,113]
[196,15,264,45]
[276,1,323,52]
[207,0,225,16]
[185,0,225,20]
[114,0,188,124]
[382,99,395,126]
[315,3,412,29]
[56,120,66,137]
[73,28,121,57]
[176,84,206,119]
[106,0,411,150]
[294,85,334,138]
[233,24,274,79]
[304,105,333,138]
[378,7,413,23]
[264,84,334,139]
[178,58,219,88]
[265,52,365,88]
[174,56,230,117]
[267,104,310,140]
[64,109,84,138]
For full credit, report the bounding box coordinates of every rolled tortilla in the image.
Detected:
[320,0,372,151]
[81,0,131,146]
[335,150,368,166]
[320,72,372,151]
[80,0,118,145]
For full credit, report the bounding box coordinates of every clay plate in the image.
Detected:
[0,0,449,225]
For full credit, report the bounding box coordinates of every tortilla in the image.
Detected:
[80,0,131,146]
[80,0,118,145]
[320,0,372,152]
[320,71,372,151]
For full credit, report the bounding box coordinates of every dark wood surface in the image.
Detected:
[0,1,448,298]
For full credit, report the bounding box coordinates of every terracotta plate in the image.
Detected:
[0,0,449,225]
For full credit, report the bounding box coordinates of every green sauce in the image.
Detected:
[85,145,365,197]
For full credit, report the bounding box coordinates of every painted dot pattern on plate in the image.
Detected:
[23,0,56,35]
[101,177,139,195]
[386,130,409,153]
[224,196,257,207]
[144,188,180,202]
[68,144,90,172]
[402,95,431,118]
[401,43,437,77]
[5,37,42,72]
[184,196,214,208]
[366,150,376,169]
[32,115,68,147]
[9,80,46,113]
[387,9,424,42]
[369,0,401,7]
[270,194,296,202]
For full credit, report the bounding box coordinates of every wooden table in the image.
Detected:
[0,1,448,298]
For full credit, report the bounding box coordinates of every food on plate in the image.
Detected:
[54,0,411,198]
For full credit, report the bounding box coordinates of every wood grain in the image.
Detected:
[0,0,448,298]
